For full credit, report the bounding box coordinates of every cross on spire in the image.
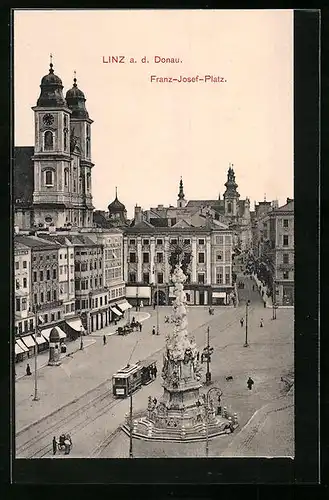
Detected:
[50,53,53,64]
[115,186,118,198]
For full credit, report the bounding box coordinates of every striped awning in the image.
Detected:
[20,335,36,348]
[33,334,47,345]
[16,339,29,352]
[116,300,132,311]
[15,343,24,355]
[65,318,85,333]
[110,306,122,316]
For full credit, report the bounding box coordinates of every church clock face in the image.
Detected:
[43,113,54,126]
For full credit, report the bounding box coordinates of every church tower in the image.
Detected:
[31,58,94,229]
[223,164,240,218]
[177,177,187,208]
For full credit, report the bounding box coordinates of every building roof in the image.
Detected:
[14,235,61,249]
[14,146,34,206]
[186,200,222,208]
[124,224,230,235]
[275,200,294,212]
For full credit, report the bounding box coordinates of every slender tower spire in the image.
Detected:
[178,176,185,200]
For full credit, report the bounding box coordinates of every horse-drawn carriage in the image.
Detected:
[116,319,141,335]
[57,433,72,454]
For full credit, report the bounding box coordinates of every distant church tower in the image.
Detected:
[223,164,240,217]
[177,177,187,208]
[31,58,94,228]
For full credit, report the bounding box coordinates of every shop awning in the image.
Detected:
[116,300,132,311]
[212,292,226,298]
[33,334,47,345]
[15,343,24,355]
[65,318,84,333]
[110,306,122,316]
[125,286,151,299]
[41,326,67,340]
[16,339,29,352]
[20,335,36,348]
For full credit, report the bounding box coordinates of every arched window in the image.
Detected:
[86,138,90,157]
[228,202,232,213]
[86,173,91,191]
[45,170,53,186]
[64,130,68,151]
[64,168,68,187]
[44,131,53,150]
[79,176,82,193]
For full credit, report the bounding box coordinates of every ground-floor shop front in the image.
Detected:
[80,299,133,333]
[275,281,294,306]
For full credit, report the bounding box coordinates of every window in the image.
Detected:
[34,293,37,304]
[57,311,61,319]
[129,239,136,245]
[143,239,149,245]
[23,260,27,269]
[216,236,224,245]
[129,273,136,283]
[216,251,223,261]
[184,239,191,245]
[94,277,98,287]
[51,313,55,322]
[46,270,50,280]
[225,235,231,246]
[71,303,74,311]
[40,271,43,281]
[156,239,163,245]
[23,278,27,288]
[40,292,44,303]
[47,291,51,302]
[45,170,54,186]
[18,323,22,334]
[64,169,68,187]
[198,253,205,264]
[142,252,149,263]
[283,253,289,264]
[186,293,190,302]
[100,297,103,306]
[171,218,176,226]
[86,138,90,157]
[283,271,289,280]
[143,273,149,284]
[53,290,57,300]
[157,252,163,263]
[53,269,57,279]
[44,131,54,150]
[129,252,136,263]
[198,239,205,245]
[283,219,289,228]
[198,273,205,284]
[225,250,231,262]
[225,266,230,284]
[216,267,223,284]
[95,298,98,308]
[15,298,20,312]
[170,239,178,245]
[283,235,289,246]
[227,202,232,213]
[15,279,19,290]
[15,261,19,270]
[29,319,33,331]
[24,320,28,332]
[157,273,164,284]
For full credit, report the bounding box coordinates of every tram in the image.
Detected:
[112,359,157,398]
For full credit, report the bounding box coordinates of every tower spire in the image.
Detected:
[115,186,118,198]
[178,176,185,200]
[73,69,77,86]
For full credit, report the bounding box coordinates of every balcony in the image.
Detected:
[37,300,63,311]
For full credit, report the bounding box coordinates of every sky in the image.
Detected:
[14,9,293,219]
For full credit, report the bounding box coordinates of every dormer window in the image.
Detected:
[44,131,54,151]
[45,170,54,186]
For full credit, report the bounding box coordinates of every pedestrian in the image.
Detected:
[154,365,157,378]
[263,301,266,308]
[153,302,156,310]
[201,353,204,364]
[252,285,255,291]
[26,363,31,376]
[240,317,244,327]
[247,377,254,390]
[52,436,57,455]
[153,397,157,406]
[152,326,156,335]
[103,334,106,345]
[139,322,142,332]
[140,300,143,309]
[114,319,117,326]
[260,318,264,327]
[132,316,135,324]
[196,351,200,362]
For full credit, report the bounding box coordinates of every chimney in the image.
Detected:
[134,205,143,224]
[286,197,293,204]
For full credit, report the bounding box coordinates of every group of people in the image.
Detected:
[52,434,72,455]
[150,365,158,379]
[152,326,159,335]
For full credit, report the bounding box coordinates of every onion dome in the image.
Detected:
[108,187,126,213]
[37,60,67,107]
[66,74,89,119]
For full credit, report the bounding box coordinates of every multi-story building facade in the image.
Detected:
[14,241,33,338]
[123,223,234,306]
[259,199,294,306]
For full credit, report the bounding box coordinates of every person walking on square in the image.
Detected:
[153,365,158,379]
[240,317,244,327]
[197,351,200,362]
[152,326,156,335]
[103,334,106,345]
[26,363,31,376]
[260,318,264,328]
[247,377,254,390]
[139,322,142,332]
[52,436,57,455]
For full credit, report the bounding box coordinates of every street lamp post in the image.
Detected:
[33,305,40,401]
[272,276,277,320]
[204,386,223,457]
[129,391,133,458]
[80,325,84,350]
[205,326,211,385]
[244,300,250,347]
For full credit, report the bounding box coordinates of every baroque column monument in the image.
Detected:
[122,263,237,443]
